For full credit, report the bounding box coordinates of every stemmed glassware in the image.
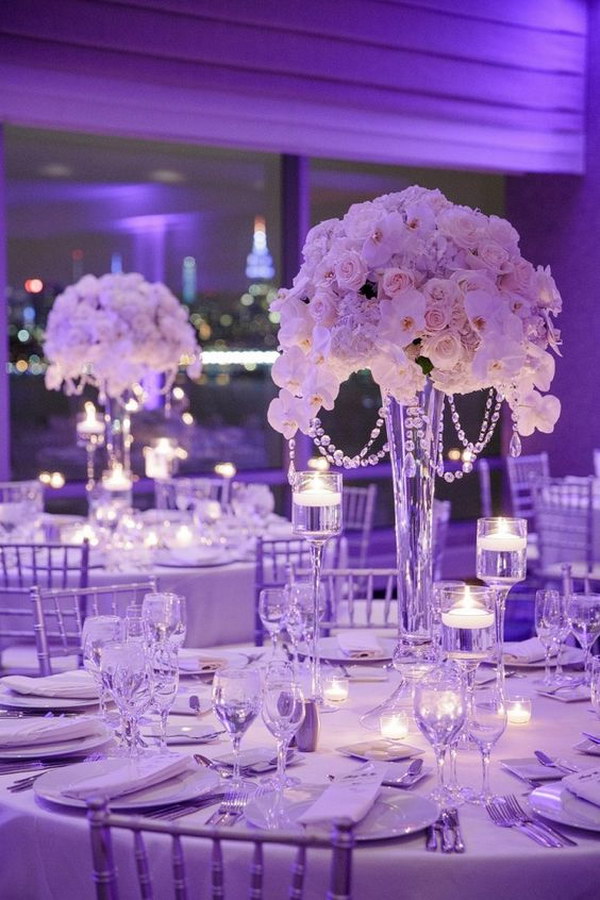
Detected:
[261,668,305,816]
[150,645,180,752]
[565,592,600,684]
[535,589,568,686]
[212,666,262,791]
[258,588,288,657]
[291,471,343,702]
[465,688,507,804]
[476,517,527,690]
[283,582,311,673]
[413,665,466,807]
[142,592,187,649]
[81,615,123,721]
[100,640,153,756]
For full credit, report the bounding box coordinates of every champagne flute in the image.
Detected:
[292,471,343,702]
[476,517,527,690]
[212,666,262,790]
[413,665,466,807]
[258,588,288,657]
[535,589,563,686]
[465,688,507,804]
[81,615,123,721]
[142,592,187,649]
[566,593,600,684]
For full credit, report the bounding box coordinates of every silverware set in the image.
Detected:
[486,795,576,847]
[425,807,464,853]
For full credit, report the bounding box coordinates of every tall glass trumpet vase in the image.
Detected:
[292,471,342,703]
[476,518,527,692]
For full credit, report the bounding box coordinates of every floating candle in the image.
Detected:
[76,402,104,437]
[102,465,132,492]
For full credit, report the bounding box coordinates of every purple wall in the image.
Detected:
[506,2,598,476]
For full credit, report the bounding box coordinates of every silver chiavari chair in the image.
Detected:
[533,476,596,588]
[87,797,354,900]
[31,578,157,676]
[290,567,398,631]
[342,484,377,568]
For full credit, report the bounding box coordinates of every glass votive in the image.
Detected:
[379,710,410,742]
[322,673,349,705]
[506,697,532,725]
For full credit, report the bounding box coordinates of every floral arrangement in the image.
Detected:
[44,272,201,399]
[268,186,561,450]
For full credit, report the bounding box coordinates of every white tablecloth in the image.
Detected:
[1,660,600,899]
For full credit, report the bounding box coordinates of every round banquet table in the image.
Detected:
[1,657,600,900]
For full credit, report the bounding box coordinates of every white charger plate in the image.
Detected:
[529,781,600,832]
[0,684,98,711]
[34,759,221,810]
[0,726,111,760]
[154,547,239,569]
[245,784,438,841]
[300,636,396,664]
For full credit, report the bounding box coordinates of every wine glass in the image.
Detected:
[81,615,123,721]
[212,666,262,790]
[535,589,564,686]
[150,645,180,753]
[283,582,311,673]
[565,593,600,684]
[440,585,496,724]
[476,517,527,689]
[292,471,343,702]
[101,640,153,756]
[413,665,466,807]
[258,588,288,657]
[261,669,305,805]
[465,688,507,804]
[142,592,187,649]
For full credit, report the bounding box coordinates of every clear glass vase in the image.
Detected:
[104,394,132,475]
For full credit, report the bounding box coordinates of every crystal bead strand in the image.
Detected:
[439,389,503,483]
[306,410,389,468]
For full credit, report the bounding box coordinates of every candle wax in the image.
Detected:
[478,533,527,552]
[441,607,495,629]
[293,490,342,508]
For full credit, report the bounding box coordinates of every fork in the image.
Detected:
[486,799,557,846]
[504,794,577,847]
[206,791,246,826]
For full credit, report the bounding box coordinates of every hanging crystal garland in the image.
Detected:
[287,387,521,483]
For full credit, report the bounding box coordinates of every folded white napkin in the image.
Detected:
[564,767,600,806]
[0,715,105,748]
[1,670,98,700]
[503,637,552,664]
[298,762,386,826]
[336,632,382,659]
[63,753,196,800]
[178,654,224,673]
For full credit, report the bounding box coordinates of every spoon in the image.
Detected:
[534,750,578,774]
[383,757,424,787]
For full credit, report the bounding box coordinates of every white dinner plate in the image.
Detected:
[154,548,240,569]
[141,723,225,745]
[245,784,438,841]
[170,689,212,716]
[529,781,600,832]
[178,649,246,676]
[0,726,112,760]
[34,759,221,810]
[500,646,585,670]
[0,684,98,711]
[300,636,396,664]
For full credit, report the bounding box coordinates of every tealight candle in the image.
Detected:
[380,711,409,742]
[76,402,105,437]
[441,587,495,630]
[214,462,237,480]
[478,520,527,552]
[101,465,133,492]
[322,674,349,704]
[144,438,176,480]
[506,697,532,725]
[174,524,194,548]
[293,475,342,507]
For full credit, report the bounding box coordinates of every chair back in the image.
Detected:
[432,499,451,581]
[533,477,596,575]
[291,566,398,629]
[254,536,341,645]
[506,452,550,520]
[87,797,354,900]
[342,485,377,568]
[31,578,157,676]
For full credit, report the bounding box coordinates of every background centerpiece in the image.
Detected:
[43,272,201,496]
[267,185,562,675]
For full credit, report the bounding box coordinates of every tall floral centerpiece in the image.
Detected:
[44,272,201,486]
[267,185,561,675]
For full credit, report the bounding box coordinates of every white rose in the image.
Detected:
[421,330,463,370]
[380,268,414,297]
[334,250,368,291]
[424,303,450,332]
[437,208,485,250]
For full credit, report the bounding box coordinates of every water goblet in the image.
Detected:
[100,640,153,756]
[535,589,564,686]
[81,615,123,722]
[565,592,600,684]
[476,517,527,690]
[261,670,305,808]
[258,588,288,657]
[150,645,180,753]
[292,471,343,702]
[413,665,466,808]
[142,592,187,649]
[464,688,507,804]
[212,666,262,791]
